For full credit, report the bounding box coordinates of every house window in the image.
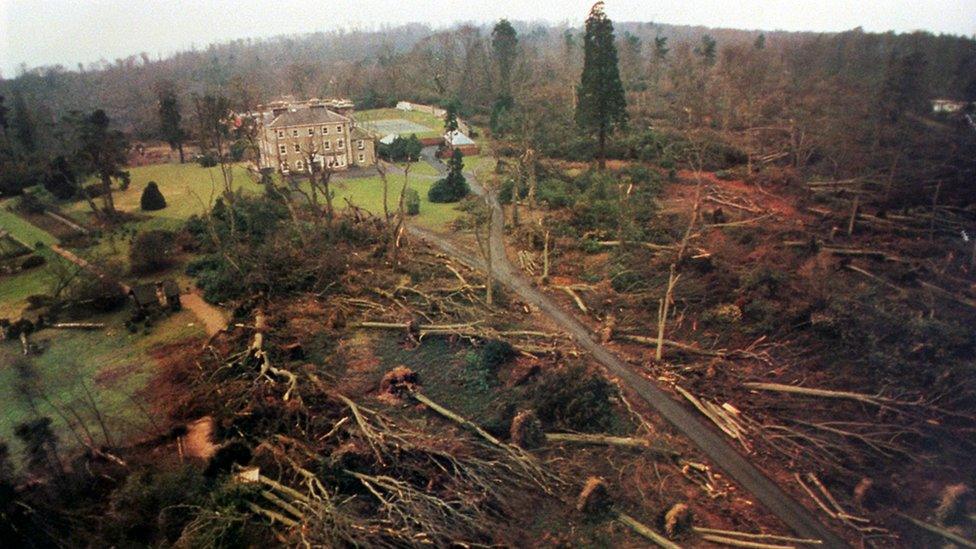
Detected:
[308,127,315,136]
[280,162,289,172]
[292,129,299,137]
[336,125,342,133]
[278,144,287,154]
[277,130,285,138]
[324,140,331,150]
[295,160,304,171]
[294,143,301,152]
[337,139,344,149]
[322,126,329,134]
[358,153,365,163]
[357,140,364,150]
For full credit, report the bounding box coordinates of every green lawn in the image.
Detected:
[463,155,497,179]
[0,205,59,247]
[66,163,264,232]
[330,173,462,230]
[404,160,441,177]
[355,108,444,138]
[0,309,205,463]
[0,204,64,317]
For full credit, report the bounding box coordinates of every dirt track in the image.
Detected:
[182,292,227,336]
[406,167,848,548]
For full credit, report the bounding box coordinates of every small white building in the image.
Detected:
[931,99,969,114]
[396,101,413,111]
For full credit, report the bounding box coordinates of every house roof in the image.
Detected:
[269,108,349,128]
[350,126,373,140]
[162,280,180,297]
[129,280,179,306]
[379,133,398,145]
[130,284,157,306]
[445,130,476,146]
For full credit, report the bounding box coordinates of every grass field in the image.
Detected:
[0,204,64,317]
[66,163,264,232]
[0,309,205,462]
[329,173,462,230]
[355,108,444,138]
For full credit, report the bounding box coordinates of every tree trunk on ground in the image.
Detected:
[177,142,185,163]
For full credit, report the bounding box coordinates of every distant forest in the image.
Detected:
[3,22,974,131]
[2,20,975,204]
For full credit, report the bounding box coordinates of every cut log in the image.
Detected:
[544,432,679,458]
[692,527,822,546]
[616,512,683,549]
[50,322,105,330]
[555,285,588,314]
[697,534,794,549]
[897,513,976,548]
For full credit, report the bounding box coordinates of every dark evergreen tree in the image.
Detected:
[878,50,928,123]
[575,2,627,170]
[157,83,187,163]
[695,34,718,65]
[428,149,469,202]
[653,36,669,60]
[74,109,129,216]
[444,99,460,133]
[754,33,767,50]
[491,19,519,96]
[43,156,78,200]
[490,94,516,135]
[140,181,167,211]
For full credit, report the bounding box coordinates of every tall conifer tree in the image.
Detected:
[575,2,627,170]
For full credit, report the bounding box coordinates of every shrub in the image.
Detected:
[479,339,516,372]
[130,229,175,274]
[15,192,46,215]
[197,153,218,168]
[529,365,618,433]
[428,150,469,203]
[139,181,167,211]
[19,254,45,270]
[379,134,423,162]
[67,270,126,312]
[106,465,208,545]
[404,188,420,215]
[428,173,469,203]
[43,156,78,199]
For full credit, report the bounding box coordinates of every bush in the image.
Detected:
[105,465,208,545]
[428,150,469,203]
[43,156,78,200]
[15,192,46,215]
[378,134,423,162]
[130,229,175,274]
[529,365,618,433]
[68,269,126,312]
[19,254,45,270]
[428,173,469,203]
[139,182,167,211]
[404,188,420,215]
[479,339,516,372]
[197,153,218,168]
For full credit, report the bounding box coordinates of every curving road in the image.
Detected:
[407,161,847,548]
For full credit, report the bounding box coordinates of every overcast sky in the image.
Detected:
[2,0,975,77]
